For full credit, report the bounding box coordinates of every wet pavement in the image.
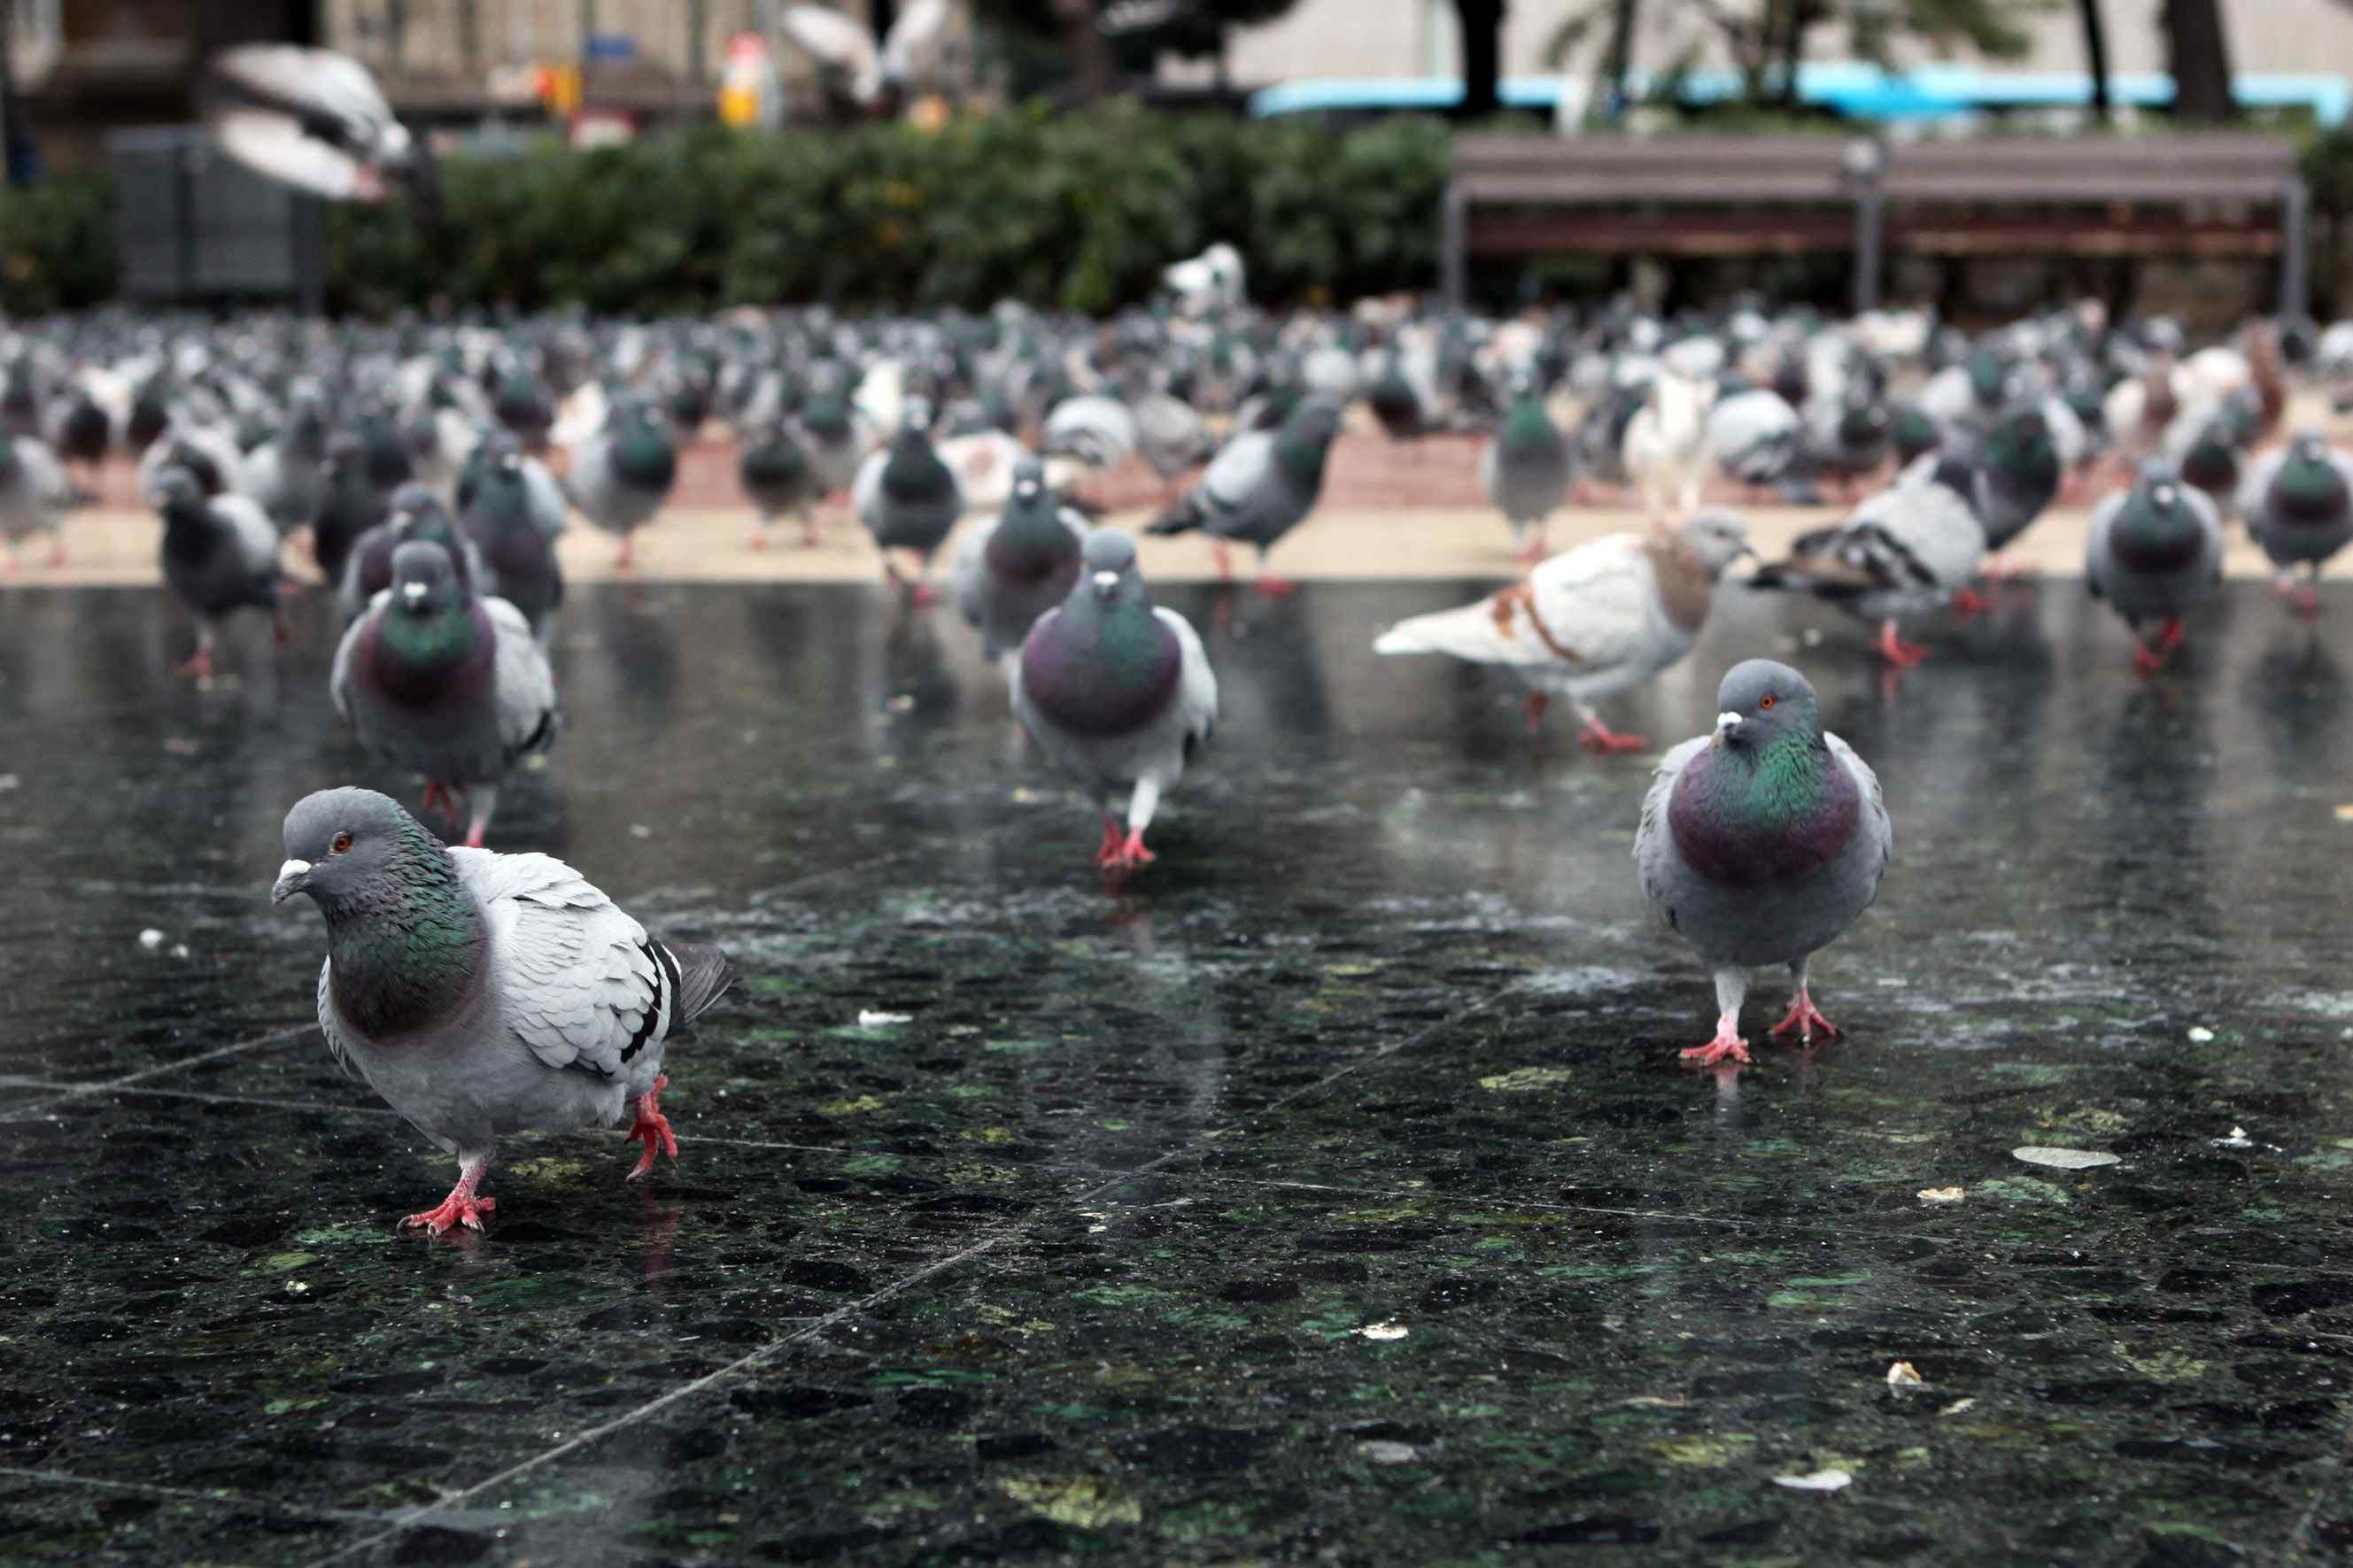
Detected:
[2,574,2351,1567]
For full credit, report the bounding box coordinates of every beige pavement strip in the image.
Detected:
[8,502,2295,591]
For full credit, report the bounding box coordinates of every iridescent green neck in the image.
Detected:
[322,821,483,1037]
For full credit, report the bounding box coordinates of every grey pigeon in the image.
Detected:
[2086,461,2222,673]
[564,391,676,570]
[339,484,486,623]
[0,429,76,572]
[243,383,332,534]
[331,539,557,847]
[853,394,964,602]
[952,455,1088,668]
[310,432,392,593]
[739,415,824,550]
[271,786,736,1232]
[1705,387,1800,489]
[2240,429,2353,617]
[1375,515,1752,747]
[154,464,285,680]
[1482,373,1573,562]
[1012,530,1217,873]
[458,439,567,637]
[1748,455,1986,668]
[1635,660,1892,1066]
[1146,396,1342,593]
[1944,399,2062,555]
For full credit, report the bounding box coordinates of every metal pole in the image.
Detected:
[458,0,480,75]
[2280,175,2311,321]
[1854,184,1883,315]
[690,0,708,81]
[1442,182,1467,308]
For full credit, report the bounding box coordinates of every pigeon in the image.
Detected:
[953,456,1088,668]
[1623,372,1714,521]
[739,416,824,550]
[2240,429,2353,617]
[457,438,568,637]
[310,432,392,594]
[331,538,558,847]
[1165,242,1246,317]
[1748,455,1987,668]
[0,429,76,573]
[1012,530,1217,873]
[1041,393,1138,476]
[1635,660,1892,1066]
[564,392,676,570]
[1132,382,1215,499]
[270,786,736,1232]
[202,46,439,219]
[1705,387,1800,490]
[1146,397,1343,593]
[1956,400,2063,559]
[1802,394,1893,496]
[778,0,949,114]
[2086,461,2223,673]
[853,394,964,603]
[1483,373,1574,563]
[154,465,286,679]
[242,383,332,534]
[1374,514,1753,749]
[797,369,872,498]
[340,484,485,623]
[137,420,245,503]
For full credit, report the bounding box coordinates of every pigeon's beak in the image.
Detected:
[1713,711,1744,746]
[400,581,429,606]
[1091,570,1119,598]
[270,859,312,905]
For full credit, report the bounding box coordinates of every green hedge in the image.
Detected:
[0,171,116,313]
[327,104,1451,315]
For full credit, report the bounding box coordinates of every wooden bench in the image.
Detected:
[1444,133,2310,317]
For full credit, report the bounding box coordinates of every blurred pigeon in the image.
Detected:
[564,392,675,570]
[853,394,964,602]
[331,539,556,846]
[0,429,76,573]
[1803,395,1893,496]
[2086,461,2222,672]
[153,465,284,679]
[340,484,484,622]
[1147,397,1342,593]
[458,438,568,636]
[1636,660,1892,1066]
[1165,242,1245,317]
[202,46,439,221]
[1375,514,1753,748]
[311,433,391,593]
[1947,400,2061,560]
[739,416,824,550]
[1749,456,1986,668]
[242,383,331,534]
[1624,372,1713,520]
[271,786,735,1232]
[953,456,1088,668]
[1706,387,1800,490]
[797,368,871,497]
[779,0,949,113]
[1013,530,1217,873]
[1485,372,1573,562]
[2241,429,2353,617]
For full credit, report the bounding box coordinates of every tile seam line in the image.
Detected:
[0,1465,395,1524]
[16,1023,319,1116]
[304,983,1524,1564]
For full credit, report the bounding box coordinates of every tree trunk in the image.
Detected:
[1453,0,1505,120]
[2078,0,2110,123]
[1049,0,1115,100]
[2162,0,2235,123]
[1591,0,1639,128]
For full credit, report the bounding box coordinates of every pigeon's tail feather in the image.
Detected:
[661,941,739,1031]
[1146,495,1204,537]
[1374,600,1505,662]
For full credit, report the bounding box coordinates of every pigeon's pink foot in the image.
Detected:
[1768,988,1840,1045]
[2158,616,2186,652]
[1948,587,1990,622]
[1254,574,1296,599]
[1524,691,1550,736]
[1578,717,1648,754]
[614,537,635,573]
[1093,817,1127,869]
[272,614,290,646]
[1212,541,1235,583]
[2132,638,2168,677]
[2291,584,2322,621]
[1513,537,1546,566]
[44,541,65,568]
[175,648,213,680]
[747,529,770,552]
[1874,622,1929,669]
[625,1074,677,1180]
[908,582,939,608]
[801,519,820,550]
[419,781,466,823]
[464,825,486,849]
[274,577,304,599]
[1116,830,1156,871]
[1680,1013,1752,1067]
[403,1167,494,1234]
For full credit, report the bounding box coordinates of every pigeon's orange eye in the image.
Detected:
[331,831,354,854]
[1759,695,1777,710]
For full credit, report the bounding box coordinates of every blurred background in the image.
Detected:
[0,1,2346,328]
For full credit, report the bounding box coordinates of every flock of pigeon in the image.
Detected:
[8,269,2352,1230]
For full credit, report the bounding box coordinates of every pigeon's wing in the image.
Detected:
[2236,447,2282,536]
[215,492,282,579]
[487,597,559,761]
[880,0,950,81]
[1157,606,1219,748]
[522,458,569,537]
[1635,737,1710,916]
[329,611,365,724]
[448,848,674,1081]
[1196,429,1274,528]
[951,514,995,630]
[1041,396,1137,469]
[850,446,886,531]
[1826,731,1893,896]
[2083,491,2122,600]
[316,958,360,1078]
[17,439,74,509]
[782,4,880,76]
[1523,533,1660,673]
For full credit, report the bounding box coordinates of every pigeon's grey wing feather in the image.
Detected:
[1635,736,1710,921]
[485,597,558,760]
[1198,430,1274,521]
[850,447,886,531]
[1827,731,1893,899]
[1527,534,1658,675]
[217,492,281,578]
[329,611,364,724]
[316,958,360,1078]
[19,439,73,508]
[951,514,995,630]
[1157,606,1219,745]
[448,848,671,1081]
[522,459,569,536]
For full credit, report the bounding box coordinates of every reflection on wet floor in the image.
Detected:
[1,577,2349,1564]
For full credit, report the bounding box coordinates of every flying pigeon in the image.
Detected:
[271,786,736,1232]
[1748,456,1987,668]
[1635,660,1892,1066]
[953,455,1088,669]
[779,0,950,114]
[1374,514,1753,749]
[2241,429,2353,618]
[2086,461,2222,673]
[201,46,439,221]
[1484,372,1574,563]
[1146,397,1342,593]
[563,391,676,571]
[1012,530,1217,873]
[853,395,964,603]
[154,465,286,679]
[330,539,558,847]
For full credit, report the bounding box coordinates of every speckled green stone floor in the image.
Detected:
[1,578,2349,1566]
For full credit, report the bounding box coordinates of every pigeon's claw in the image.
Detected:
[624,1073,677,1180]
[402,1189,494,1235]
[174,648,214,680]
[1253,574,1296,599]
[1768,987,1840,1044]
[1874,621,1929,668]
[1118,830,1157,870]
[1094,817,1127,869]
[1948,586,1990,622]
[1578,717,1649,754]
[1679,1013,1752,1068]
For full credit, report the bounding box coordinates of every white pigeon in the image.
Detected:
[1165,243,1246,317]
[1623,372,1714,520]
[779,0,951,111]
[1749,456,1988,668]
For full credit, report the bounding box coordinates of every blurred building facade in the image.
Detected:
[1172,0,2353,93]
